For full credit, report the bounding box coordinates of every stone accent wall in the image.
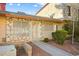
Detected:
[6,17,31,44]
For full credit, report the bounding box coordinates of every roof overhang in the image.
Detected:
[0,11,64,24]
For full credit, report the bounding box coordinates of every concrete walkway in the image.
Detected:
[32,41,73,56]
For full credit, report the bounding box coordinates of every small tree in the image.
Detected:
[64,19,79,43]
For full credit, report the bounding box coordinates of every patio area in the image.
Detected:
[47,40,79,56]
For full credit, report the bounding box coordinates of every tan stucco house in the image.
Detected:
[0,10,64,44]
[36,3,79,21]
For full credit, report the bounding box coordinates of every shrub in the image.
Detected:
[64,20,72,34]
[52,32,56,41]
[43,38,49,42]
[52,30,68,45]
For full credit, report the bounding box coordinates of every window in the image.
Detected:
[67,6,71,16]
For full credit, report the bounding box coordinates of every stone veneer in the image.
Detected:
[0,16,63,44]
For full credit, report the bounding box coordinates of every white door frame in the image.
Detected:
[31,21,41,41]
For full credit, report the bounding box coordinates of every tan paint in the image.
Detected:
[37,3,79,21]
[0,16,6,42]
[36,3,63,19]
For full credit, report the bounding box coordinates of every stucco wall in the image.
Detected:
[37,3,79,21]
[0,16,6,42]
[36,3,64,19]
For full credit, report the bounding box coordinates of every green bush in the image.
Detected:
[64,20,72,34]
[43,38,49,42]
[52,30,68,45]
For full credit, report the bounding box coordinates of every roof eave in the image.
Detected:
[35,3,49,15]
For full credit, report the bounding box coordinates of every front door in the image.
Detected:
[32,21,41,41]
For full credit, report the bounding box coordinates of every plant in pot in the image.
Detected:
[43,38,49,42]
